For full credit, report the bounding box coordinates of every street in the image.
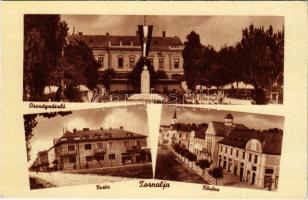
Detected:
[155,146,208,184]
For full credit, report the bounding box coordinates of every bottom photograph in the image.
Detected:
[156,106,284,191]
[24,105,152,190]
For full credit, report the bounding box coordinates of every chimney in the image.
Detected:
[106,32,109,36]
[78,32,83,36]
[162,31,166,38]
[73,128,76,133]
[72,26,75,35]
[120,126,124,130]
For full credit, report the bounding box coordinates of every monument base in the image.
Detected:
[127,93,165,102]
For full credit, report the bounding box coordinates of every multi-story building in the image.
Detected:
[33,126,151,171]
[53,127,151,170]
[217,128,283,190]
[68,31,184,92]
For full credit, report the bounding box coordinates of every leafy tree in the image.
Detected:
[187,152,197,168]
[237,24,284,104]
[197,159,211,177]
[156,70,168,79]
[64,40,100,90]
[24,111,72,162]
[24,15,69,101]
[128,57,157,90]
[182,31,205,90]
[101,68,116,90]
[211,167,223,185]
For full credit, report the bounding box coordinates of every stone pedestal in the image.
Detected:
[141,65,150,94]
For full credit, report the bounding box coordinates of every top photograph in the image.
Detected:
[23,15,284,104]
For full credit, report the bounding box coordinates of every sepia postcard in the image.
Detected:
[0,1,307,199]
[156,106,284,191]
[23,14,283,105]
[24,106,152,190]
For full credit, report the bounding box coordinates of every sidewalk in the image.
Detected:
[29,171,132,188]
[170,148,265,190]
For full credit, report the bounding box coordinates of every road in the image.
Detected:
[155,146,208,184]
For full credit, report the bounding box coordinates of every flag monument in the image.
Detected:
[128,16,164,102]
[138,18,153,94]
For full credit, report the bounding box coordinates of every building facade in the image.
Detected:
[33,127,151,171]
[69,31,185,92]
[217,129,282,190]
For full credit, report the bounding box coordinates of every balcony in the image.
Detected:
[94,148,107,154]
[60,150,77,157]
[126,145,141,153]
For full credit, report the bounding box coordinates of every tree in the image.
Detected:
[187,152,197,168]
[24,15,69,101]
[24,111,72,162]
[156,70,168,79]
[128,57,157,90]
[64,40,100,91]
[236,24,284,104]
[211,167,223,185]
[182,31,205,90]
[197,159,211,178]
[24,114,38,161]
[101,68,116,90]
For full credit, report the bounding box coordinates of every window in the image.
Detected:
[225,147,228,154]
[68,145,75,151]
[242,152,245,159]
[97,56,104,67]
[108,142,114,148]
[124,141,129,148]
[231,148,233,156]
[265,169,274,174]
[254,155,258,164]
[129,57,135,69]
[220,146,223,152]
[159,58,164,69]
[85,144,92,150]
[86,156,93,162]
[96,154,104,161]
[236,150,239,157]
[109,154,115,160]
[69,157,76,163]
[118,57,124,68]
[97,143,104,149]
[249,153,252,162]
[174,58,179,69]
[149,58,154,66]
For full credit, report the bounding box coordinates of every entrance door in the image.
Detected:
[240,167,244,181]
[234,166,238,176]
[122,157,126,164]
[252,172,256,185]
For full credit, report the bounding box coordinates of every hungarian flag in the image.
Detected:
[137,25,153,58]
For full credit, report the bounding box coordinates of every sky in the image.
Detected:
[28,105,148,165]
[61,15,284,50]
[160,105,284,130]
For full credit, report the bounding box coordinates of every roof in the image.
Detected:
[211,121,248,137]
[195,128,207,139]
[60,128,147,141]
[67,34,183,50]
[218,128,283,155]
[172,123,208,135]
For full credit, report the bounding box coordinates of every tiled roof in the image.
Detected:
[211,121,248,137]
[195,128,207,139]
[218,129,283,155]
[61,128,146,140]
[171,123,207,132]
[67,35,183,50]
